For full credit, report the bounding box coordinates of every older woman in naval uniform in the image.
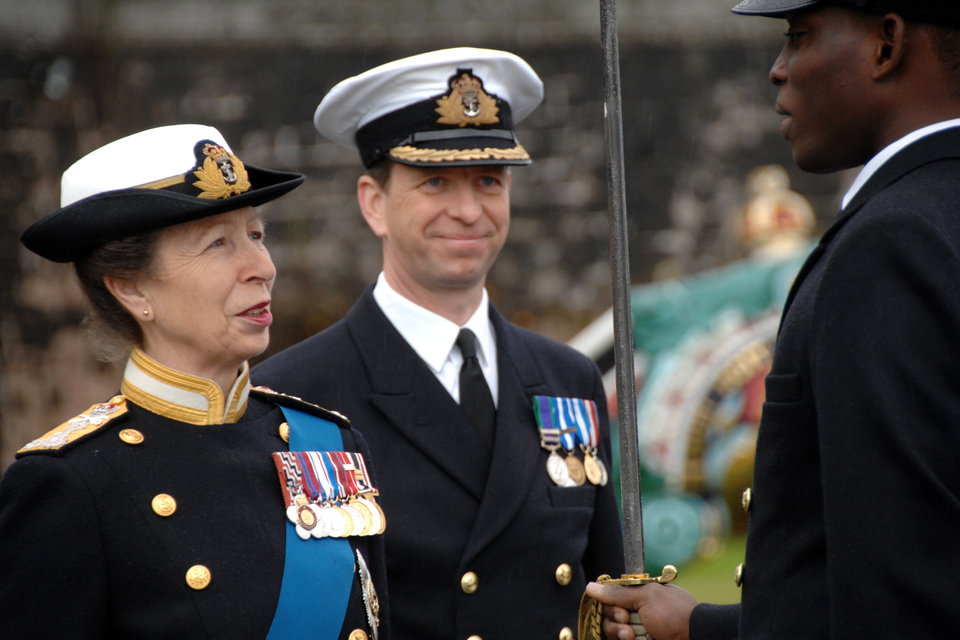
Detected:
[0,124,389,640]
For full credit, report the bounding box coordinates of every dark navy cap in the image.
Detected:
[732,0,960,24]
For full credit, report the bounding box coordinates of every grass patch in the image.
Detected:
[669,534,745,604]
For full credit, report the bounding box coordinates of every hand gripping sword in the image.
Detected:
[578,1,677,638]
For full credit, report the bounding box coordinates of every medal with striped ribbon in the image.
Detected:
[569,398,608,486]
[556,398,587,486]
[272,450,383,538]
[534,395,573,486]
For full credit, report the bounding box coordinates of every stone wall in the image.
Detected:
[0,0,852,468]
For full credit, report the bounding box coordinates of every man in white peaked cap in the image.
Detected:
[256,48,625,640]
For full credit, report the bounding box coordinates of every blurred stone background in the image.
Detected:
[0,0,853,468]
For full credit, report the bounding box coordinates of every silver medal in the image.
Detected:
[547,451,571,486]
[341,502,366,537]
[323,507,349,538]
[597,457,609,487]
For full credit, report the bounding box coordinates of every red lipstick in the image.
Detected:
[239,301,273,326]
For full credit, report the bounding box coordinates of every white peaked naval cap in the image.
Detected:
[315,47,544,168]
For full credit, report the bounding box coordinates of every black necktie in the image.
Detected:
[456,328,496,447]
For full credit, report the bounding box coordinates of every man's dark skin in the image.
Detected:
[587,4,960,640]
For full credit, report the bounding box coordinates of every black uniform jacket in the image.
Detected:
[0,385,389,640]
[691,128,960,639]
[254,286,625,640]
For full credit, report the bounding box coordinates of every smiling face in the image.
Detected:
[771,6,883,173]
[135,206,276,382]
[358,162,510,313]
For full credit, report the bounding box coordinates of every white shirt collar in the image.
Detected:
[841,119,960,211]
[372,272,498,405]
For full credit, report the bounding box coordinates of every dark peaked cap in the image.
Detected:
[731,0,960,24]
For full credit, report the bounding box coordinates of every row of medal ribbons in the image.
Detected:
[533,396,609,488]
[272,450,386,539]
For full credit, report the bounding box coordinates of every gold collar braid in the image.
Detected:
[120,348,250,425]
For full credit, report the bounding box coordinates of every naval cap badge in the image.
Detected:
[435,69,500,127]
[192,140,251,199]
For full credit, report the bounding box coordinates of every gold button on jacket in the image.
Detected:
[152,494,177,517]
[734,562,745,587]
[555,563,572,586]
[119,429,144,445]
[186,565,212,590]
[742,487,752,513]
[559,627,574,640]
[461,571,478,594]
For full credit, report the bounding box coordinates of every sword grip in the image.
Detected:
[628,612,650,639]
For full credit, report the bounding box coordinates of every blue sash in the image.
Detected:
[266,406,355,639]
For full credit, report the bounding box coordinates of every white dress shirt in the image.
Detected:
[372,272,499,407]
[841,118,960,210]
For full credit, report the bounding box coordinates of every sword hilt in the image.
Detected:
[627,612,648,639]
[608,566,678,639]
[578,566,678,639]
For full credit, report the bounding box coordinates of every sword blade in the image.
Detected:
[599,0,645,576]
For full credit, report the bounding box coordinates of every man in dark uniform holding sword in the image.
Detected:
[589,1,960,638]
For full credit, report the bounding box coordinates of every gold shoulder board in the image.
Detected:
[18,395,128,454]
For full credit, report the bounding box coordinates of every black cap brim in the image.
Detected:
[731,0,821,16]
[733,0,960,23]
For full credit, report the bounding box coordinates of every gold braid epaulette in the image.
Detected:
[18,396,129,454]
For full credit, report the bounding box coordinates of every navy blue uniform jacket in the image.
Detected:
[255,287,625,640]
[0,390,389,640]
[691,129,960,639]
